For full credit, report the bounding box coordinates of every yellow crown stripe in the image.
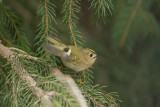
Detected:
[89,49,95,53]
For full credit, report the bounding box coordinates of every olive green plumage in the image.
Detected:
[43,36,97,72]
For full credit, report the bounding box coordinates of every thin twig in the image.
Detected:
[9,47,27,54]
[2,39,13,46]
[0,29,13,46]
[69,0,77,46]
[45,0,49,37]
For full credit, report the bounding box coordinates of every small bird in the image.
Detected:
[43,36,97,72]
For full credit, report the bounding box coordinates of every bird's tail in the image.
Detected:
[46,36,63,45]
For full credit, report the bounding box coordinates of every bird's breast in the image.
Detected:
[61,58,90,72]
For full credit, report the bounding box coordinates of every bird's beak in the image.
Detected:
[95,55,102,58]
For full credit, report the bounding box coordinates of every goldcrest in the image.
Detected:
[43,36,97,72]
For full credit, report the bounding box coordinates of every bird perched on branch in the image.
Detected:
[43,36,97,72]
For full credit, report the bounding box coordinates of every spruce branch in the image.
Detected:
[62,0,83,47]
[0,41,88,107]
[36,0,57,58]
[0,0,124,106]
[0,3,30,50]
[111,0,159,50]
[81,84,120,107]
[0,4,22,45]
[0,41,53,107]
[52,68,88,107]
[90,0,113,23]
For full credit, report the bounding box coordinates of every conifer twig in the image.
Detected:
[0,6,22,45]
[0,29,13,46]
[69,0,77,46]
[9,47,27,54]
[45,0,49,37]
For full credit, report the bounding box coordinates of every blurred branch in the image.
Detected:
[120,0,142,47]
[8,0,32,21]
[0,40,87,107]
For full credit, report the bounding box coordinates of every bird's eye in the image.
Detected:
[64,48,69,52]
[89,54,93,57]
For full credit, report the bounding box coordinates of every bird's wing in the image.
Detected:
[63,46,82,61]
[43,44,70,57]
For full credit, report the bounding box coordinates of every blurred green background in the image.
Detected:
[3,0,160,107]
